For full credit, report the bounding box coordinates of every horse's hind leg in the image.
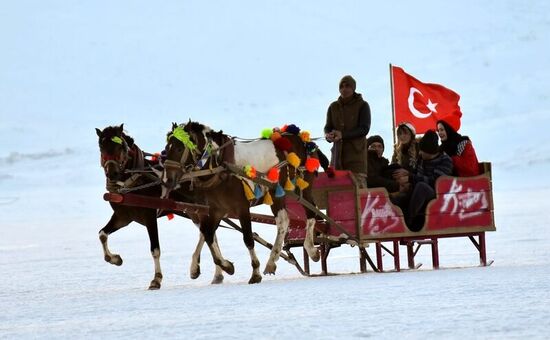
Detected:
[302,187,320,262]
[264,206,289,275]
[145,217,163,290]
[99,214,130,266]
[239,214,261,284]
[190,225,224,284]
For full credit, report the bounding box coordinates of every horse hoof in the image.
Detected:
[105,254,123,266]
[263,262,277,275]
[223,261,235,275]
[211,274,224,284]
[248,274,262,284]
[190,267,201,280]
[148,281,161,290]
[310,251,320,263]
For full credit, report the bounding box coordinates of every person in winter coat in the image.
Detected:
[324,75,371,178]
[391,122,419,173]
[395,130,454,231]
[436,116,480,177]
[366,135,399,193]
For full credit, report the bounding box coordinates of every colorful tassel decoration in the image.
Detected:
[266,167,280,182]
[166,213,174,221]
[275,183,285,197]
[274,137,292,152]
[300,130,311,142]
[270,131,282,142]
[284,177,295,191]
[242,181,255,201]
[305,157,320,172]
[254,184,263,199]
[280,124,288,132]
[263,191,273,205]
[285,124,301,135]
[295,177,310,190]
[243,165,257,179]
[261,128,273,139]
[286,152,301,168]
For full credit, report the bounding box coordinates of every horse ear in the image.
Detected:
[96,128,102,137]
[172,122,177,130]
[119,124,124,133]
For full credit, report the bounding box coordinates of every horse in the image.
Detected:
[162,121,328,284]
[96,124,226,289]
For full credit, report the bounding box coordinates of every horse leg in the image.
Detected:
[202,215,235,275]
[99,214,130,266]
[264,207,289,275]
[302,187,321,262]
[190,224,225,283]
[239,213,262,284]
[145,218,163,290]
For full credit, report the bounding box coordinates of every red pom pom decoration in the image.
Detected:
[305,157,320,172]
[273,137,292,152]
[266,167,280,182]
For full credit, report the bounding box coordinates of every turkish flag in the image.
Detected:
[391,65,462,134]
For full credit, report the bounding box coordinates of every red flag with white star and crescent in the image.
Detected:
[391,65,462,134]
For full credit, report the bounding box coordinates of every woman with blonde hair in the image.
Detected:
[391,122,419,173]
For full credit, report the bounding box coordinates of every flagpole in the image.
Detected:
[389,63,396,146]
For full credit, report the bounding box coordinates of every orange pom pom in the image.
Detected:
[266,167,280,182]
[270,131,282,142]
[280,124,288,132]
[305,157,320,172]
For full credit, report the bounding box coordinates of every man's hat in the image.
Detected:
[419,130,439,154]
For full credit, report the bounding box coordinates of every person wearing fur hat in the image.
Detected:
[437,117,480,177]
[391,122,419,173]
[394,130,453,231]
[366,135,399,192]
[324,75,371,179]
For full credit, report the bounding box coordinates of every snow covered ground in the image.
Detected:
[1,1,549,338]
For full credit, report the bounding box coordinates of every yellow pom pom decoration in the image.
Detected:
[284,177,295,191]
[263,191,273,205]
[300,131,311,143]
[243,165,257,179]
[295,177,310,190]
[242,181,255,201]
[286,152,301,168]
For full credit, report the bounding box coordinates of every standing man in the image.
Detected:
[324,75,371,180]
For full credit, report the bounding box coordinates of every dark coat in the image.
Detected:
[367,150,399,192]
[324,93,371,174]
[412,152,454,188]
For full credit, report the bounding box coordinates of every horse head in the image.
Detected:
[162,121,213,192]
[96,124,130,182]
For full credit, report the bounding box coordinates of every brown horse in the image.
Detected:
[96,124,225,289]
[162,121,328,283]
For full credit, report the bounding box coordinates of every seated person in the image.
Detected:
[366,135,399,193]
[394,130,453,231]
[436,115,480,177]
[391,122,419,173]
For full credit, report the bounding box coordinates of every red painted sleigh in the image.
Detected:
[104,162,495,276]
[283,162,495,274]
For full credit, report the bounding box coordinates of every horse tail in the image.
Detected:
[316,149,330,172]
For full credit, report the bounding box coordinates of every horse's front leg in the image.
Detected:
[145,218,163,290]
[99,214,129,266]
[264,206,289,275]
[190,229,224,284]
[302,188,320,262]
[202,215,234,275]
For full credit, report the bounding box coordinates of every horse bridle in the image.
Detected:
[100,138,129,172]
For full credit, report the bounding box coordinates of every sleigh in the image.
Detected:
[104,161,495,276]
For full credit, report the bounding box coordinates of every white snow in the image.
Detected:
[1,1,549,338]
